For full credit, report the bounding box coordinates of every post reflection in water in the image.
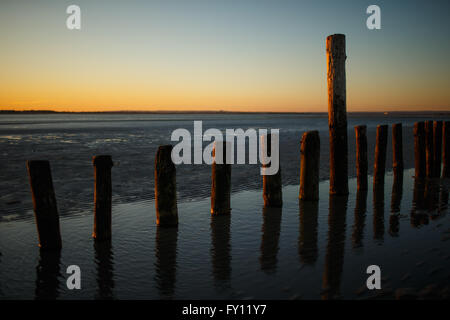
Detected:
[352,189,367,249]
[298,201,318,265]
[439,182,449,214]
[411,179,429,227]
[373,185,385,242]
[210,215,231,290]
[259,207,282,274]
[389,171,403,237]
[155,226,178,298]
[322,195,348,300]
[35,249,61,300]
[0,252,2,296]
[425,179,441,220]
[94,241,115,299]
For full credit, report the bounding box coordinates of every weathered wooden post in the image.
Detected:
[261,134,282,207]
[373,125,388,188]
[425,120,434,178]
[299,131,320,201]
[155,145,178,226]
[443,121,450,178]
[433,121,443,178]
[326,34,348,195]
[211,141,232,215]
[414,122,426,179]
[92,155,113,241]
[355,125,368,191]
[392,123,404,174]
[26,160,62,250]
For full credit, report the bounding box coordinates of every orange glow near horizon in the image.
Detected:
[1,1,449,113]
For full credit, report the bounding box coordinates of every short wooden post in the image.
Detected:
[92,155,114,241]
[26,160,62,250]
[355,125,368,191]
[425,120,434,178]
[443,121,450,178]
[373,125,388,188]
[392,123,404,174]
[414,122,426,179]
[433,121,443,178]
[326,34,348,195]
[261,134,282,207]
[155,145,178,226]
[211,141,232,215]
[299,131,320,201]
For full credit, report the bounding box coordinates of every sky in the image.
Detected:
[0,0,449,112]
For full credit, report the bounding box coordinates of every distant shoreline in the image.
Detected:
[1,109,450,116]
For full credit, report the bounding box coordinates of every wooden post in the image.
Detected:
[26,160,62,250]
[355,125,368,191]
[211,141,232,215]
[92,155,113,241]
[443,121,450,178]
[425,120,434,178]
[373,125,388,188]
[262,134,282,207]
[155,145,178,226]
[433,121,443,178]
[414,122,426,179]
[299,131,320,201]
[326,34,348,195]
[392,123,404,174]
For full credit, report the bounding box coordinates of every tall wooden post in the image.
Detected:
[262,134,282,207]
[326,34,348,195]
[299,131,320,201]
[26,160,62,250]
[425,120,434,178]
[443,121,450,178]
[92,155,113,241]
[155,145,178,226]
[373,125,388,188]
[392,123,403,174]
[414,122,426,179]
[211,141,232,215]
[355,125,368,191]
[433,121,443,178]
